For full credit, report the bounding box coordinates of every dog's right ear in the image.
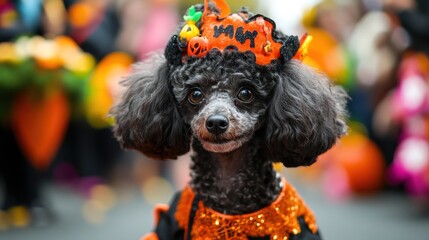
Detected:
[111,53,190,160]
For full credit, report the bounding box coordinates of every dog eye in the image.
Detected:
[188,89,204,104]
[237,87,254,102]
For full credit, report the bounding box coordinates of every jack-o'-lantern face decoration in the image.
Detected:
[188,37,209,58]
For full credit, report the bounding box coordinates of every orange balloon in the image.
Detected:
[11,88,70,170]
[319,133,386,194]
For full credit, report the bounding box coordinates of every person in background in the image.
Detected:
[378,0,429,198]
[383,0,429,56]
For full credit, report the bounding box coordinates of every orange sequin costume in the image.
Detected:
[171,178,318,240]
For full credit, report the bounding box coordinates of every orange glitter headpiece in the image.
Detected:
[166,0,311,66]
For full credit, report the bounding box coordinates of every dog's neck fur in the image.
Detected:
[190,133,282,215]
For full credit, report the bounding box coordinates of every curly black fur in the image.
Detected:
[191,137,282,214]
[265,60,348,167]
[111,53,190,160]
[280,35,300,62]
[165,35,185,66]
[112,49,347,214]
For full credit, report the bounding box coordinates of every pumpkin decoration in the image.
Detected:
[179,6,202,42]
[174,0,302,65]
[187,37,209,58]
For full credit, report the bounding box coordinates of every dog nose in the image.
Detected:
[206,115,229,134]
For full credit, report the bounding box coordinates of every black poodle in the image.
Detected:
[112,2,347,240]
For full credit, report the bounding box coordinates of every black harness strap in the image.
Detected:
[186,194,200,240]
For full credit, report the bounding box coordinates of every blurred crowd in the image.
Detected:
[0,0,428,231]
[293,0,429,201]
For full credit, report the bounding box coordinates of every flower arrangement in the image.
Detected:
[0,35,95,170]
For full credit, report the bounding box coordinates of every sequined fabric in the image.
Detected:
[175,178,318,240]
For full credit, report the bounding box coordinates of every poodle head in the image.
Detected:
[111,1,348,166]
[112,48,347,168]
[170,49,275,153]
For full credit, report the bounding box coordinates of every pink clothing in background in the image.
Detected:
[137,7,178,60]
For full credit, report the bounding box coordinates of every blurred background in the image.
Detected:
[0,0,428,239]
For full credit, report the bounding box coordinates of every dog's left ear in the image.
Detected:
[265,60,347,167]
[111,53,190,160]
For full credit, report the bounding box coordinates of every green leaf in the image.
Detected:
[184,15,193,21]
[188,6,196,16]
[192,12,202,22]
[183,6,202,23]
